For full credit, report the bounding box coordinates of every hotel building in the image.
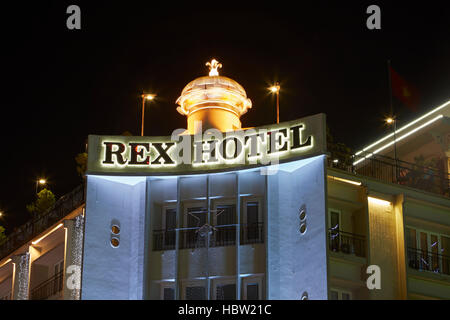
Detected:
[0,61,449,300]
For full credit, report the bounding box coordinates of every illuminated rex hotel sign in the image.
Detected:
[86,113,326,175]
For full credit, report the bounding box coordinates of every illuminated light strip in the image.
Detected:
[0,258,12,268]
[353,114,444,165]
[31,223,64,245]
[354,100,450,156]
[188,105,241,117]
[368,196,391,206]
[327,175,362,186]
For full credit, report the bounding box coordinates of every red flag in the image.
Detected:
[389,66,420,111]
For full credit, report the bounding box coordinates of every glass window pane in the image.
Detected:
[420,232,428,251]
[406,228,416,249]
[163,287,174,300]
[216,205,236,226]
[330,290,338,300]
[341,292,351,300]
[246,202,259,225]
[441,236,450,275]
[247,284,259,300]
[330,211,339,230]
[186,286,206,300]
[166,208,176,230]
[187,207,207,227]
[216,284,236,300]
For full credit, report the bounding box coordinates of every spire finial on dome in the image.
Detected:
[206,59,222,76]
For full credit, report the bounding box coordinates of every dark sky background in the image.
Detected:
[0,1,448,233]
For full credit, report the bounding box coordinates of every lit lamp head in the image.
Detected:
[386,117,395,124]
[269,83,280,93]
[142,93,156,100]
[176,59,252,134]
[38,179,46,185]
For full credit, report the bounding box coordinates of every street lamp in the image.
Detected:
[386,117,399,182]
[141,93,156,136]
[269,82,280,124]
[36,178,47,195]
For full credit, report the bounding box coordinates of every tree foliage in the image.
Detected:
[26,188,56,215]
[75,152,88,178]
[327,125,353,168]
[0,226,6,246]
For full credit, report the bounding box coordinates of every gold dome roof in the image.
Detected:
[176,60,252,117]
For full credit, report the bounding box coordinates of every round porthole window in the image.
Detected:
[111,225,120,235]
[300,223,307,235]
[299,209,306,221]
[110,237,120,248]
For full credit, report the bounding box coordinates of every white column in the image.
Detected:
[63,214,85,300]
[11,253,30,300]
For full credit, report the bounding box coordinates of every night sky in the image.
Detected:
[0,1,448,233]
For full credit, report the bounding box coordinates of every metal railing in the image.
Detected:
[407,247,450,276]
[153,223,264,251]
[328,149,450,197]
[328,229,366,257]
[30,271,64,300]
[241,223,264,245]
[0,184,85,260]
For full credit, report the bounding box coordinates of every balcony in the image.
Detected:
[328,229,366,257]
[0,184,85,260]
[30,271,64,300]
[407,247,450,276]
[152,223,264,251]
[327,148,449,198]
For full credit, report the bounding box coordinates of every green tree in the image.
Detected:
[75,152,88,178]
[0,226,6,246]
[26,188,56,215]
[327,125,353,168]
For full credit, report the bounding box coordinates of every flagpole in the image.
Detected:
[387,59,399,182]
[387,59,394,115]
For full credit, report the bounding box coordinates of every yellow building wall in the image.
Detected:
[367,196,401,299]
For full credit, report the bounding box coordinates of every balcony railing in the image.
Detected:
[153,223,264,251]
[240,223,264,245]
[0,184,85,260]
[328,229,366,257]
[407,247,450,276]
[327,149,450,198]
[30,271,64,300]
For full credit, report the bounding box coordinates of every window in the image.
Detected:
[330,288,352,300]
[163,207,176,249]
[328,209,341,252]
[213,278,236,300]
[405,227,450,275]
[53,260,64,295]
[54,260,64,276]
[328,209,341,230]
[181,280,207,300]
[242,275,263,300]
[160,282,175,300]
[212,202,236,247]
[181,204,207,249]
[242,199,263,244]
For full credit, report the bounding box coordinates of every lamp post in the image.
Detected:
[141,93,156,136]
[36,178,47,195]
[386,117,399,182]
[269,82,280,124]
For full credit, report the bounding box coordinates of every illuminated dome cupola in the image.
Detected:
[176,59,252,134]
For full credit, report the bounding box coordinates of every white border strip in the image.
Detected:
[353,114,444,165]
[354,100,450,156]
